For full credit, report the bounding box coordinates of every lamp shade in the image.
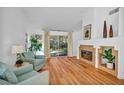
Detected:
[12,45,24,54]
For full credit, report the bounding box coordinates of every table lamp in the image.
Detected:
[12,45,24,60]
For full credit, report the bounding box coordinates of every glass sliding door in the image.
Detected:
[50,35,68,57]
[58,36,68,56]
[50,36,59,57]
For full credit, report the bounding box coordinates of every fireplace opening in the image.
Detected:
[81,50,93,62]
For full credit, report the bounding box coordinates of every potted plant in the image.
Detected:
[29,36,42,55]
[102,49,115,69]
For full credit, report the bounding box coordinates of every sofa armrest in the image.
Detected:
[21,58,35,64]
[13,64,33,76]
[0,79,12,85]
[17,71,49,85]
[35,55,45,59]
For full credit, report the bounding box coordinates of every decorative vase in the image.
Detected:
[106,63,113,69]
[109,25,113,38]
[103,20,107,38]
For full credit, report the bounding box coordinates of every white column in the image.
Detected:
[44,31,50,58]
[95,47,99,68]
[117,42,124,79]
[67,32,73,56]
[117,8,124,79]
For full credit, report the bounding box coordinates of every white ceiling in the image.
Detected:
[23,7,90,31]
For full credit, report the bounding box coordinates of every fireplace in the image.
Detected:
[81,50,93,61]
[79,45,95,65]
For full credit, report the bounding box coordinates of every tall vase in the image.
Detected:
[103,20,107,38]
[109,25,113,38]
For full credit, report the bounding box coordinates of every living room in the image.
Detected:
[1,6,124,86]
[2,0,124,93]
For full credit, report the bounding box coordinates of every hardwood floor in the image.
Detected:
[41,56,124,85]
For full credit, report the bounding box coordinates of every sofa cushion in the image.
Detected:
[17,71,38,82]
[13,64,33,76]
[0,62,7,79]
[0,62,18,84]
[0,79,11,85]
[23,52,35,59]
[4,69,18,84]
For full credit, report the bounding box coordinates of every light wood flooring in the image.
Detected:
[40,56,124,85]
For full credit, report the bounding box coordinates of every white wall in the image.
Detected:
[77,7,124,79]
[118,8,124,37]
[0,8,3,60]
[50,31,68,36]
[117,8,124,79]
[94,7,119,38]
[82,7,119,39]
[82,8,96,39]
[0,8,26,65]
[72,30,82,56]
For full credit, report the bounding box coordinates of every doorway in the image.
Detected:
[50,35,68,57]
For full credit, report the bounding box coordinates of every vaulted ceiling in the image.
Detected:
[23,7,90,31]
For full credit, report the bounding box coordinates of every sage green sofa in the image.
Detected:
[21,51,46,71]
[0,62,49,85]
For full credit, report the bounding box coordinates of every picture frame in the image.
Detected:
[83,24,91,40]
[35,34,42,40]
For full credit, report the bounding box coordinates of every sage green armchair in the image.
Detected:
[21,51,46,71]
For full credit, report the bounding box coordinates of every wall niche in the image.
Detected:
[98,46,118,76]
